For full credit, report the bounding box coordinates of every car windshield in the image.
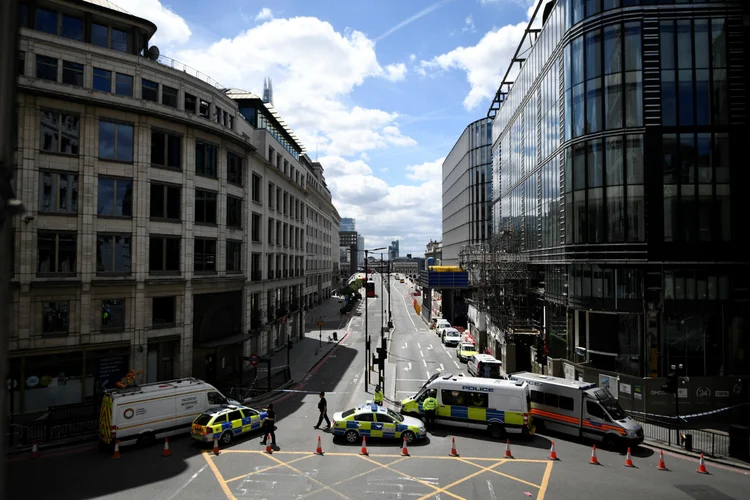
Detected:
[447,331,459,337]
[461,343,475,350]
[194,414,213,426]
[602,400,627,420]
[386,409,404,422]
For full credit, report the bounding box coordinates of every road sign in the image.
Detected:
[247,353,260,366]
[316,321,325,327]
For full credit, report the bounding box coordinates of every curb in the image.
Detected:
[643,439,750,471]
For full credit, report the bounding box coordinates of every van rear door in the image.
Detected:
[99,394,114,444]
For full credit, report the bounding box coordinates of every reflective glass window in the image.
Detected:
[585,31,602,80]
[605,74,622,130]
[624,22,641,71]
[91,23,108,47]
[573,84,585,137]
[624,72,642,127]
[678,69,694,126]
[574,190,586,243]
[695,69,710,126]
[625,135,643,185]
[711,19,727,69]
[605,136,623,186]
[36,9,57,35]
[573,0,584,24]
[62,61,83,87]
[694,20,709,69]
[586,78,602,133]
[679,133,695,184]
[572,37,584,85]
[626,185,645,242]
[661,71,677,126]
[588,188,605,243]
[713,133,729,183]
[585,0,600,17]
[662,134,678,184]
[603,0,619,11]
[61,15,83,40]
[587,139,603,188]
[93,68,111,92]
[603,25,622,75]
[115,73,133,96]
[111,28,129,53]
[660,21,675,70]
[663,184,678,242]
[574,142,586,190]
[712,69,728,126]
[607,186,625,242]
[677,20,692,69]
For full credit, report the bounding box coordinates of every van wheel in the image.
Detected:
[489,423,507,439]
[137,432,156,447]
[603,435,618,450]
[345,430,359,444]
[221,431,233,445]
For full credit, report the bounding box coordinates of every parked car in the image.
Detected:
[412,290,421,296]
[441,328,461,346]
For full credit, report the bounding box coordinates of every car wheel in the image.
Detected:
[402,431,416,444]
[345,430,359,444]
[489,423,507,439]
[136,431,156,447]
[221,431,233,445]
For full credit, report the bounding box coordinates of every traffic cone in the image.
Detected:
[360,436,369,456]
[31,441,39,459]
[265,434,273,454]
[548,441,558,460]
[589,444,599,465]
[401,436,410,456]
[624,447,634,467]
[657,450,668,471]
[112,440,121,459]
[213,438,220,456]
[449,437,459,457]
[315,435,324,455]
[162,437,171,457]
[505,439,513,458]
[697,453,709,474]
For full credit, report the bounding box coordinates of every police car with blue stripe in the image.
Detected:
[332,404,426,444]
[191,404,267,446]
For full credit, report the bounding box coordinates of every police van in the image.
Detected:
[400,373,534,439]
[99,378,237,447]
[509,372,643,448]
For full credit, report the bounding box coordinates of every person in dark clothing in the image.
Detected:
[314,392,331,429]
[260,403,276,446]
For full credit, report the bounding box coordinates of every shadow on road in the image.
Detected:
[534,426,654,456]
[425,426,552,450]
[332,436,431,448]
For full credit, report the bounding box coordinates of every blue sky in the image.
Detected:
[117,0,538,256]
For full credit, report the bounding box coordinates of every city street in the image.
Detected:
[6,276,749,499]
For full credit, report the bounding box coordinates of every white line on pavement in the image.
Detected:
[454,360,460,368]
[405,362,412,372]
[487,480,497,500]
[164,464,208,500]
[422,359,427,367]
[420,350,424,358]
[426,370,430,379]
[446,352,453,359]
[440,363,444,371]
[417,342,421,349]
[403,342,407,348]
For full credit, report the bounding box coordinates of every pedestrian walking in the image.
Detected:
[422,390,438,430]
[260,403,277,446]
[373,385,384,407]
[314,392,331,430]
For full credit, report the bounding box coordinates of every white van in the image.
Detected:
[435,319,450,335]
[400,373,534,439]
[467,354,504,379]
[99,378,236,447]
[441,327,461,346]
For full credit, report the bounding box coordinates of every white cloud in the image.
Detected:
[117,0,191,45]
[255,7,274,22]
[462,15,476,33]
[418,21,527,110]
[409,53,417,62]
[384,63,407,82]
[405,157,446,181]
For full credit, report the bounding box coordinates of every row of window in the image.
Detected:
[36,231,305,277]
[23,6,131,52]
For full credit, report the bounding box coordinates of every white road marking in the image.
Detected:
[446,352,453,359]
[442,345,448,352]
[402,342,407,349]
[422,359,427,367]
[454,360,461,368]
[164,464,208,500]
[420,351,424,358]
[404,363,412,372]
[440,363,444,371]
[428,344,433,350]
[487,480,498,500]
[426,370,431,378]
[417,343,421,349]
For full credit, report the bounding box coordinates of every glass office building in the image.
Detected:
[490,0,748,378]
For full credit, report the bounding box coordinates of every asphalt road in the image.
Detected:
[7,280,749,500]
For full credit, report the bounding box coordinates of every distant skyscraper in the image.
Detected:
[388,240,399,261]
[262,77,273,105]
[340,217,356,232]
[357,235,365,267]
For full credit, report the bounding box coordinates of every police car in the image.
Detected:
[191,404,267,446]
[332,404,426,444]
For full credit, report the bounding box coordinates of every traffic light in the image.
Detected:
[662,370,678,393]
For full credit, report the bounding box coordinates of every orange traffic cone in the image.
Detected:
[401,436,410,456]
[624,447,634,467]
[212,438,220,456]
[265,434,273,454]
[31,440,39,459]
[449,437,459,457]
[360,436,369,456]
[548,441,558,460]
[505,439,513,458]
[112,440,121,459]
[697,453,709,474]
[657,450,668,470]
[162,437,171,457]
[315,435,324,455]
[589,444,599,465]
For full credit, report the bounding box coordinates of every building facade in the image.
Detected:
[339,230,358,276]
[425,240,443,266]
[388,240,399,261]
[357,235,365,268]
[442,118,493,266]
[392,257,425,280]
[489,0,749,378]
[9,0,337,415]
[339,217,355,232]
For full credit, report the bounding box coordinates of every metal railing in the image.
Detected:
[10,401,98,446]
[155,54,226,91]
[629,413,732,458]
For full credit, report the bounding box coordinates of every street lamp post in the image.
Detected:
[364,247,386,392]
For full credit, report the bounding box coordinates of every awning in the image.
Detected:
[196,333,251,348]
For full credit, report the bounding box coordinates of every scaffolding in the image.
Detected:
[459,230,537,340]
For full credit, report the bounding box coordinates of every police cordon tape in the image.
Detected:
[626,401,749,421]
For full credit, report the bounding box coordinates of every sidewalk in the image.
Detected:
[643,438,750,471]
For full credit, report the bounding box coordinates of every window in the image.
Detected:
[227,241,242,272]
[227,152,243,186]
[61,60,83,86]
[149,236,180,272]
[559,396,575,411]
[98,120,133,162]
[151,130,181,169]
[195,190,217,224]
[36,55,58,81]
[150,183,181,220]
[530,390,544,404]
[185,93,196,113]
[252,174,261,203]
[586,401,608,420]
[162,85,178,108]
[194,239,217,273]
[115,73,133,96]
[101,299,125,329]
[544,392,559,408]
[93,68,111,92]
[111,28,129,53]
[96,234,132,273]
[142,79,158,102]
[18,51,25,76]
[199,99,210,119]
[268,218,274,245]
[91,23,108,47]
[36,9,58,35]
[227,196,242,229]
[97,177,132,217]
[61,14,83,40]
[268,183,275,209]
[441,390,469,406]
[252,213,261,242]
[39,171,78,214]
[40,110,79,155]
[37,231,76,274]
[152,296,176,326]
[42,302,69,335]
[196,141,217,177]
